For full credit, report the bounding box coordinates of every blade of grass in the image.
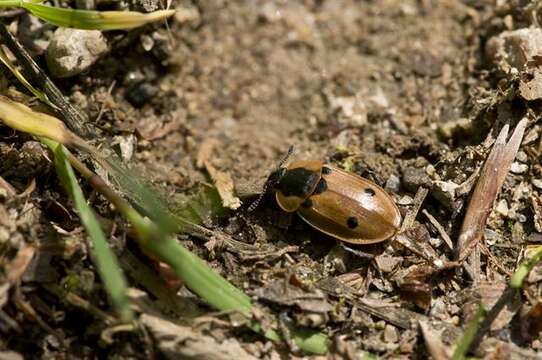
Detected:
[49,144,330,354]
[0,98,329,354]
[451,305,486,360]
[49,141,132,321]
[17,3,175,30]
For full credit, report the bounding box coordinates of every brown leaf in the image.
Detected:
[196,138,241,210]
[252,277,333,313]
[462,281,519,331]
[204,162,241,210]
[141,314,256,360]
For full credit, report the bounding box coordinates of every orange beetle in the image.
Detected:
[252,148,402,244]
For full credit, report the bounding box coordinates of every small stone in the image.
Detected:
[140,34,154,51]
[495,199,509,217]
[385,174,401,193]
[397,195,413,206]
[510,162,528,174]
[402,167,432,192]
[486,28,542,72]
[46,28,109,78]
[125,82,158,107]
[425,164,438,179]
[532,179,542,190]
[383,324,398,343]
[516,151,528,162]
[431,180,459,209]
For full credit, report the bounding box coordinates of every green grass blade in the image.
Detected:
[49,141,132,321]
[20,3,175,30]
[137,227,253,314]
[510,245,542,289]
[451,305,486,360]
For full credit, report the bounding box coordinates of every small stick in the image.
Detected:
[422,209,454,251]
[0,175,16,196]
[44,284,116,325]
[400,187,429,231]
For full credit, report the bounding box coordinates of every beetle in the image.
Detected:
[250,147,402,244]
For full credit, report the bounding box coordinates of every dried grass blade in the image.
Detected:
[21,3,175,30]
[456,119,527,262]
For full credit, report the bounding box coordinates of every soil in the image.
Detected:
[1,0,542,359]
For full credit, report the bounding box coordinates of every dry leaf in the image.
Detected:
[141,314,256,360]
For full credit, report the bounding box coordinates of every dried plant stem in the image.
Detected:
[456,119,527,262]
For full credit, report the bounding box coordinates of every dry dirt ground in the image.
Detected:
[1,0,542,358]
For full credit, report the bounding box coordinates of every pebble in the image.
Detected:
[402,167,432,192]
[385,174,401,193]
[486,28,542,71]
[495,199,509,217]
[510,162,528,174]
[516,151,528,162]
[383,324,398,343]
[125,82,158,107]
[532,179,542,190]
[46,28,109,78]
[397,195,414,206]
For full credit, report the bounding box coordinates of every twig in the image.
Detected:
[44,284,117,325]
[13,289,66,346]
[422,209,454,251]
[0,23,95,139]
[401,187,429,231]
[0,175,16,196]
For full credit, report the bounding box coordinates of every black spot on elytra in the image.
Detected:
[322,166,332,175]
[301,198,313,208]
[276,167,320,198]
[364,188,376,196]
[347,217,358,229]
[313,178,328,195]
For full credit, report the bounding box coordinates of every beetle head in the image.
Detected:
[267,167,287,190]
[247,146,293,212]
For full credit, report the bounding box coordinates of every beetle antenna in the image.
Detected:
[247,145,294,212]
[278,145,294,168]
